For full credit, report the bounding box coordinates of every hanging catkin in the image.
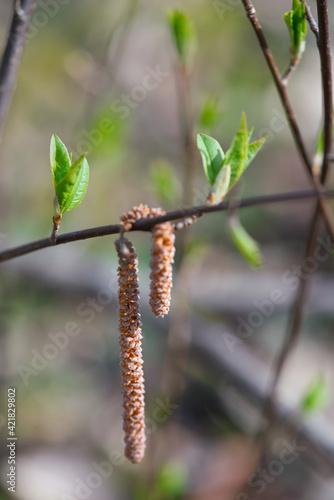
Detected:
[119,204,175,318]
[149,221,175,317]
[114,237,146,463]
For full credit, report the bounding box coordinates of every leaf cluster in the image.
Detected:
[50,135,90,216]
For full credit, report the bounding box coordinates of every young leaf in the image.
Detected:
[244,135,269,172]
[197,96,224,131]
[54,154,90,214]
[228,216,262,268]
[198,114,267,199]
[166,10,196,63]
[50,134,71,186]
[207,164,231,205]
[283,0,307,63]
[224,112,249,190]
[197,133,224,185]
[300,376,329,414]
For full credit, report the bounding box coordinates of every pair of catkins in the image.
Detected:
[114,205,175,464]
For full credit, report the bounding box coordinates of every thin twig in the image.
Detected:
[50,215,61,245]
[240,0,312,173]
[305,2,319,39]
[317,0,333,183]
[263,202,322,426]
[265,0,334,422]
[1,188,334,263]
[266,0,334,401]
[240,0,334,240]
[0,0,36,142]
[281,61,297,84]
[240,0,334,478]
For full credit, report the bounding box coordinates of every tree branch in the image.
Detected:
[0,0,36,142]
[265,1,334,415]
[263,202,322,428]
[317,0,333,183]
[0,188,334,263]
[240,0,334,242]
[305,2,319,39]
[240,0,312,173]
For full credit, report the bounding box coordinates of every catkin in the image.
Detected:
[119,204,176,318]
[149,222,175,317]
[115,237,146,464]
[120,204,164,231]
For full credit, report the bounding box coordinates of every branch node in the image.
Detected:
[50,215,61,246]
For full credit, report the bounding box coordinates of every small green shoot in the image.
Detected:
[149,159,180,205]
[197,113,268,204]
[50,134,90,218]
[283,0,307,65]
[166,10,196,64]
[228,215,263,268]
[300,376,330,415]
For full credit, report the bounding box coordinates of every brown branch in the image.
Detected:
[305,2,319,39]
[263,0,334,429]
[263,202,322,426]
[0,188,334,263]
[240,0,312,173]
[240,0,334,475]
[265,0,334,412]
[0,0,36,142]
[240,0,334,241]
[317,0,333,183]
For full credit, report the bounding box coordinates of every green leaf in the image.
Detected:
[55,154,90,214]
[224,113,249,190]
[197,96,224,130]
[197,133,224,185]
[301,376,330,414]
[207,164,231,205]
[198,114,267,198]
[228,216,262,268]
[283,0,307,63]
[244,135,269,172]
[50,134,71,186]
[149,159,179,204]
[283,11,293,32]
[156,462,188,498]
[166,10,196,63]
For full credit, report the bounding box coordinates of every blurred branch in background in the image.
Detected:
[191,324,334,475]
[0,0,36,142]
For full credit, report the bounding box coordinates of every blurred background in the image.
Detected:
[1,0,334,498]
